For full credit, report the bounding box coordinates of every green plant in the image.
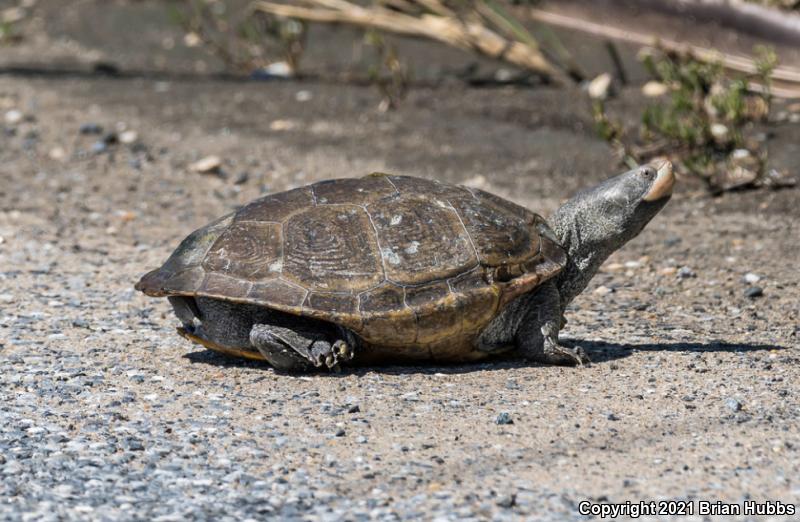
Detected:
[364,30,410,112]
[595,46,778,193]
[168,0,306,73]
[0,6,26,45]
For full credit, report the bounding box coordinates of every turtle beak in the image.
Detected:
[643,160,675,201]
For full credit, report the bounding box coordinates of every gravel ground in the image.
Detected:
[2,2,799,521]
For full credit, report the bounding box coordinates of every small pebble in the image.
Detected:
[677,267,696,279]
[710,123,729,142]
[4,109,22,125]
[183,32,201,47]
[744,286,763,299]
[462,174,487,188]
[48,147,67,161]
[119,130,138,144]
[496,494,516,508]
[587,73,612,100]
[732,148,751,161]
[189,155,222,174]
[593,285,612,296]
[495,412,513,425]
[725,398,743,413]
[742,273,761,284]
[79,123,103,135]
[252,61,293,79]
[269,120,296,131]
[642,81,668,97]
[295,90,312,102]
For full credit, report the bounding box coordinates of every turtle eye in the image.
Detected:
[640,167,656,179]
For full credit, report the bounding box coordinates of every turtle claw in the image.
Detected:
[536,338,591,367]
[333,340,353,361]
[554,345,590,366]
[309,340,354,370]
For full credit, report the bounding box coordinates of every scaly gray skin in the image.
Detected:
[476,160,675,365]
[170,161,675,371]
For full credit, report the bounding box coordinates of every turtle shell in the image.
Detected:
[136,173,567,360]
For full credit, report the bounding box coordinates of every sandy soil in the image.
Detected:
[1,1,798,520]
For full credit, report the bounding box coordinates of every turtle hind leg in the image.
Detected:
[514,282,590,366]
[249,323,354,372]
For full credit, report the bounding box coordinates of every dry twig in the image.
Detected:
[254,0,571,84]
[528,7,800,98]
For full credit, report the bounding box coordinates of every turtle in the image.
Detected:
[135,160,675,371]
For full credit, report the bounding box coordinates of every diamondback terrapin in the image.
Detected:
[136,161,675,371]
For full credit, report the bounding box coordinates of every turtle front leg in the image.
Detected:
[515,282,589,366]
[250,324,354,372]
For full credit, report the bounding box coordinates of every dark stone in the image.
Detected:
[495,412,513,425]
[744,286,763,298]
[79,123,103,135]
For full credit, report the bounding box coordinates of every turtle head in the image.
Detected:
[550,160,674,307]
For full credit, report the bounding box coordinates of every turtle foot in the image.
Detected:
[250,323,356,372]
[548,344,590,367]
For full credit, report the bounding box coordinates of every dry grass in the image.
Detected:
[253,0,577,84]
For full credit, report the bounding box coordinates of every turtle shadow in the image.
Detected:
[564,339,785,365]
[182,339,786,375]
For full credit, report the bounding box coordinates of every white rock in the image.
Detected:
[587,73,612,100]
[642,81,668,97]
[658,267,677,276]
[743,272,761,284]
[189,155,222,174]
[295,90,312,102]
[4,109,22,125]
[183,32,201,47]
[494,68,514,82]
[261,61,293,78]
[593,285,612,296]
[119,130,138,144]
[48,147,66,160]
[269,120,296,131]
[732,148,751,161]
[462,174,486,188]
[710,123,729,141]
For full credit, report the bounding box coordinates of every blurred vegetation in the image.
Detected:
[168,0,306,73]
[1,5,28,45]
[172,0,578,108]
[746,0,800,9]
[172,0,794,190]
[593,46,783,193]
[363,30,410,112]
